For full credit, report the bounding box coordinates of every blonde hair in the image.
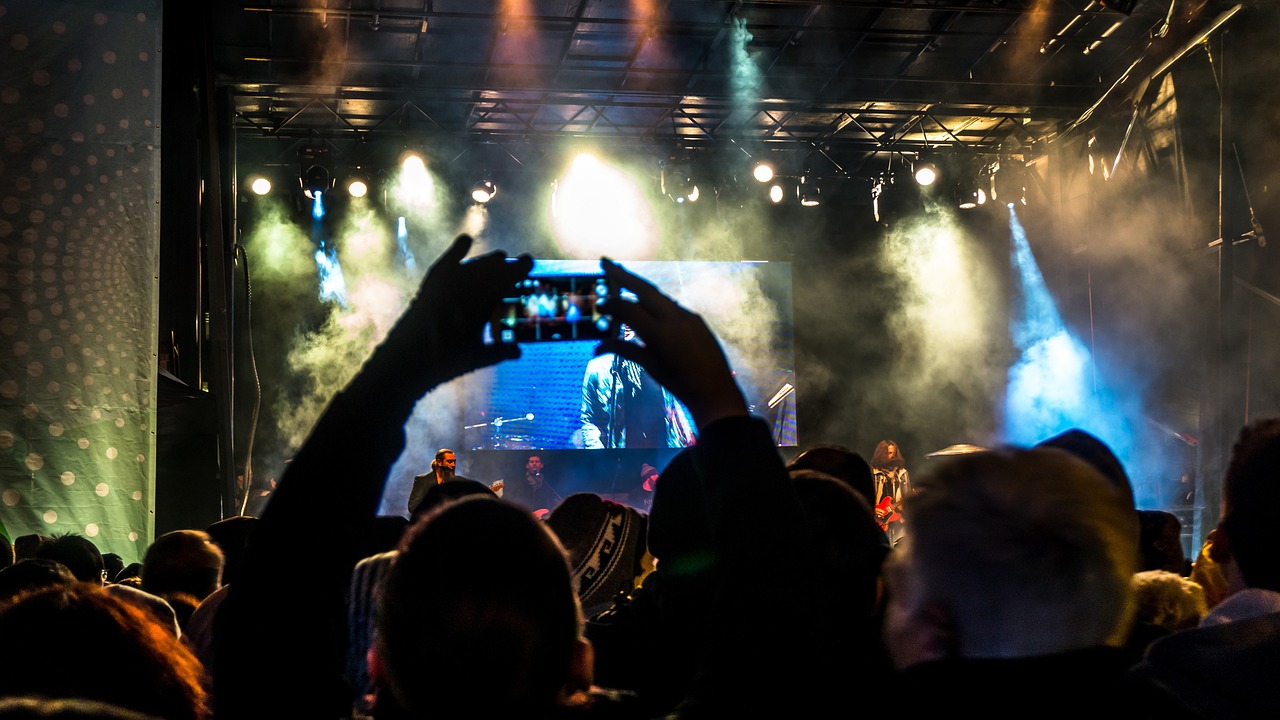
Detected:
[1132,570,1208,631]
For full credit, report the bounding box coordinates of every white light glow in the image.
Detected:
[550,153,658,259]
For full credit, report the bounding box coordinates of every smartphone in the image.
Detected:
[487,274,614,343]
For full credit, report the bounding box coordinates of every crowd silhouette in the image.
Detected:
[2,235,1273,718]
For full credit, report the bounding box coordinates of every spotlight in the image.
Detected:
[471,178,497,204]
[768,184,784,203]
[797,174,822,207]
[872,176,922,225]
[753,161,775,183]
[991,159,1028,207]
[248,176,272,196]
[956,183,987,210]
[345,171,372,199]
[661,165,699,203]
[299,146,335,200]
[913,155,940,187]
[301,165,332,200]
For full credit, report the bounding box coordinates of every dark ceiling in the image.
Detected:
[208,0,1244,182]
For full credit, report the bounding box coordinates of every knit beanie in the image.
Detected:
[545,493,645,615]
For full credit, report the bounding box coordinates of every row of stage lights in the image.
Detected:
[243,149,1027,215]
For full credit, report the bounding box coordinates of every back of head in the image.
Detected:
[34,534,103,584]
[1220,417,1280,591]
[409,478,496,523]
[898,446,1139,656]
[0,534,12,571]
[545,492,647,615]
[0,583,208,720]
[204,516,259,587]
[0,558,76,600]
[788,470,887,620]
[1131,569,1208,632]
[13,535,49,562]
[141,530,224,601]
[1035,428,1136,509]
[378,497,581,717]
[787,444,875,504]
[0,697,162,720]
[1137,509,1189,574]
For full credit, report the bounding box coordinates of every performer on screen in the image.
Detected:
[871,439,911,547]
[577,324,696,450]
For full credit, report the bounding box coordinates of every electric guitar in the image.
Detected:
[874,496,903,532]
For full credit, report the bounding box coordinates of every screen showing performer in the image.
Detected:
[578,325,696,449]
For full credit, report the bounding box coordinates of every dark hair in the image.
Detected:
[0,535,13,571]
[204,516,259,587]
[787,444,875,505]
[33,535,103,584]
[141,530,223,601]
[1220,418,1280,591]
[379,496,580,716]
[408,478,496,524]
[0,584,209,720]
[870,440,906,471]
[0,559,77,600]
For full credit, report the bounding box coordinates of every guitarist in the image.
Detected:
[871,440,911,547]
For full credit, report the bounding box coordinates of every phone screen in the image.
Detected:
[488,274,613,343]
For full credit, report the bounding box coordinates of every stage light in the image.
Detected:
[992,158,1028,207]
[248,176,272,196]
[797,174,821,207]
[914,155,939,187]
[661,165,699,203]
[872,176,922,225]
[301,165,332,200]
[471,178,497,204]
[753,161,775,183]
[768,184,784,203]
[401,153,426,172]
[345,171,371,199]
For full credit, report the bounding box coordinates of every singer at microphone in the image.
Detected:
[505,454,560,515]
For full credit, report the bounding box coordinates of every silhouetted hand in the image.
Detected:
[382,234,533,391]
[595,257,748,429]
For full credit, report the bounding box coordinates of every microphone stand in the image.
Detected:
[606,353,623,449]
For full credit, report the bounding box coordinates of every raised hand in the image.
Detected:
[384,234,534,390]
[595,257,748,429]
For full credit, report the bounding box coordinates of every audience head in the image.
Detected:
[1035,428,1136,509]
[787,444,875,504]
[141,530,224,602]
[0,534,12,571]
[0,558,76,600]
[376,496,587,717]
[203,516,259,587]
[1131,569,1208,632]
[13,534,49,562]
[0,583,209,720]
[1213,417,1280,592]
[0,696,163,719]
[545,492,649,615]
[1138,509,1190,574]
[788,469,888,619]
[409,477,496,523]
[883,446,1139,667]
[33,534,104,584]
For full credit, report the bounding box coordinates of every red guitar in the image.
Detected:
[874,496,903,532]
